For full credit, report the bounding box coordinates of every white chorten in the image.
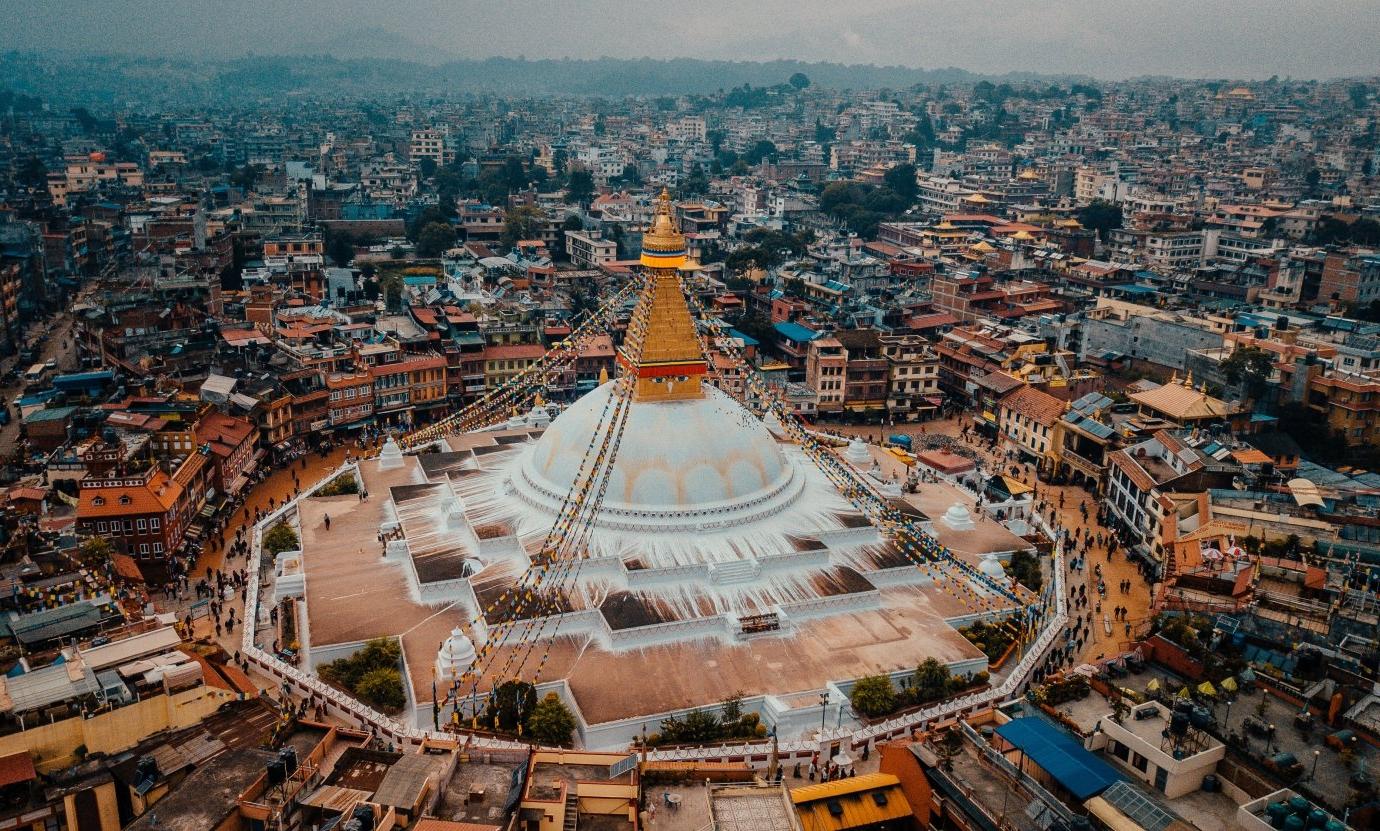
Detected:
[978,554,1009,583]
[844,438,871,465]
[379,435,405,470]
[436,627,477,684]
[941,502,976,531]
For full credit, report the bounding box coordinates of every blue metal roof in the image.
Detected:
[994,717,1122,800]
[727,328,760,347]
[1117,284,1159,295]
[773,321,820,343]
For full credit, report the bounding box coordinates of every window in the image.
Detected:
[119,495,132,505]
[1132,752,1148,772]
[136,518,147,532]
[139,543,149,555]
[97,521,108,533]
[153,543,163,554]
[151,517,160,530]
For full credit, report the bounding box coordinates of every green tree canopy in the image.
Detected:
[527,693,577,746]
[566,170,595,205]
[416,222,457,258]
[851,674,897,718]
[1076,199,1123,241]
[501,205,547,250]
[264,522,299,555]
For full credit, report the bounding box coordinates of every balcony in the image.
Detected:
[1061,446,1104,479]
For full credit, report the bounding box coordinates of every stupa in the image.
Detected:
[287,191,1030,747]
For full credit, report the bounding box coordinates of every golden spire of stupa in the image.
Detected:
[618,188,706,403]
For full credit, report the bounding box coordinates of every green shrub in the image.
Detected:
[264,522,300,555]
[527,693,577,746]
[317,473,359,497]
[320,638,405,713]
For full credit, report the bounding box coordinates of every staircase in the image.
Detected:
[710,558,761,585]
[563,793,579,831]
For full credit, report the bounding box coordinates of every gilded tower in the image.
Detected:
[618,189,707,402]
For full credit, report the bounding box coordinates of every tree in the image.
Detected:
[485,680,537,733]
[721,691,745,724]
[416,222,457,258]
[851,674,897,718]
[264,522,299,555]
[77,537,112,569]
[527,693,577,746]
[327,232,355,267]
[501,205,546,250]
[561,214,584,233]
[566,170,595,205]
[789,72,811,90]
[1077,199,1123,242]
[883,163,918,202]
[617,163,642,186]
[1221,346,1274,401]
[935,726,964,771]
[356,667,405,712]
[14,156,47,190]
[418,157,437,179]
[913,658,952,703]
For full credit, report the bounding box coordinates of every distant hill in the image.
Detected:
[0,51,1091,107]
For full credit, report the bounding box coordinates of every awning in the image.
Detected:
[994,717,1122,800]
[1287,478,1324,507]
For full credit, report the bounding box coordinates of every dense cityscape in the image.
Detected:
[0,36,1378,831]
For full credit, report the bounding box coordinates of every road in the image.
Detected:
[0,303,82,460]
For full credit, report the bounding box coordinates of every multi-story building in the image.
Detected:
[370,354,448,428]
[409,128,454,166]
[565,230,619,268]
[805,336,847,416]
[880,333,941,421]
[193,412,258,499]
[326,371,375,429]
[997,384,1067,472]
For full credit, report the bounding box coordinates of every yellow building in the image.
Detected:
[517,751,639,831]
[791,773,914,831]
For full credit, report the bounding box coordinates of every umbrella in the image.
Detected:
[831,751,854,767]
[1176,687,1191,700]
[1146,678,1161,693]
[1197,681,1217,697]
[1221,677,1238,693]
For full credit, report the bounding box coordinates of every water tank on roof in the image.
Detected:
[1284,815,1305,831]
[1289,796,1311,815]
[1308,809,1328,829]
[1266,802,1290,829]
[1170,711,1189,736]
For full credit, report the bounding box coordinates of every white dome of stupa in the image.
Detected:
[844,438,871,464]
[941,502,976,531]
[511,382,803,532]
[379,434,404,470]
[436,626,477,684]
[978,554,1008,582]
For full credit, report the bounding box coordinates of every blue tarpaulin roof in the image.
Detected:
[773,321,820,343]
[995,717,1122,799]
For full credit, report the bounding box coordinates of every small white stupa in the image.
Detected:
[436,626,477,685]
[941,502,976,531]
[379,434,405,470]
[978,554,1009,583]
[844,438,871,465]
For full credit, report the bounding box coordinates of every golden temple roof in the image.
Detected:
[639,188,687,269]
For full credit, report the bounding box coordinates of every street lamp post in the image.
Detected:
[820,691,830,731]
[1311,749,1321,779]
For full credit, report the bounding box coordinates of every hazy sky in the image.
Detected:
[4,0,1377,79]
